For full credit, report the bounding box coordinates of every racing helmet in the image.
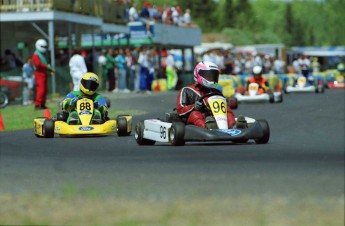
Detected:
[194,61,220,89]
[35,39,48,53]
[80,72,99,96]
[253,65,263,77]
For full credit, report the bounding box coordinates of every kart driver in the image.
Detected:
[299,64,314,86]
[62,72,108,124]
[246,65,270,94]
[176,61,246,129]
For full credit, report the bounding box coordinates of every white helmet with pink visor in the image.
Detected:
[194,61,220,89]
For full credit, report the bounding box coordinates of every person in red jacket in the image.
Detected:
[246,65,270,95]
[176,61,246,129]
[32,39,54,109]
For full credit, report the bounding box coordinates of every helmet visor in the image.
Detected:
[81,79,99,92]
[199,69,219,83]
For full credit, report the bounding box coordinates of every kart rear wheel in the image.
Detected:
[117,117,131,136]
[315,85,325,93]
[43,119,55,138]
[169,122,185,146]
[268,92,275,103]
[135,121,155,145]
[255,120,270,144]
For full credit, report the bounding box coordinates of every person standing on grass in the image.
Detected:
[69,48,87,91]
[22,57,35,106]
[32,39,55,110]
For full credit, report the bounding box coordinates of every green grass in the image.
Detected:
[0,193,343,226]
[0,101,145,131]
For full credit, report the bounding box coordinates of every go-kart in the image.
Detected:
[327,74,345,89]
[234,83,283,103]
[285,76,324,93]
[34,97,132,138]
[134,92,270,146]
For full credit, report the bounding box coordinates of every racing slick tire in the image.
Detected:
[135,121,156,145]
[255,120,270,144]
[43,119,55,138]
[268,92,275,103]
[169,122,185,146]
[315,85,325,93]
[117,117,131,136]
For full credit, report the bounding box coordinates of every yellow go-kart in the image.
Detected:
[34,97,132,138]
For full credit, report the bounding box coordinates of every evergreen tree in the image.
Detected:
[283,3,294,46]
[223,0,236,28]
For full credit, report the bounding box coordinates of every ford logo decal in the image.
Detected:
[79,126,94,131]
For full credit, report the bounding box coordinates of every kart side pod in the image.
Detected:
[135,120,185,146]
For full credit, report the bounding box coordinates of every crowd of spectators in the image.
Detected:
[126,1,195,28]
[94,46,180,93]
[199,49,323,76]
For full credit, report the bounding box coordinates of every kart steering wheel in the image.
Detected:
[197,91,225,102]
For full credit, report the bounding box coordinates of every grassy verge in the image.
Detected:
[0,193,343,226]
[0,101,145,131]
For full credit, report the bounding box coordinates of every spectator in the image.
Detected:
[171,7,179,26]
[2,49,17,70]
[97,49,107,90]
[273,57,285,75]
[223,50,234,74]
[105,48,116,92]
[139,1,152,37]
[138,47,150,93]
[183,8,192,27]
[125,48,135,91]
[115,48,130,93]
[311,57,321,73]
[162,4,172,25]
[22,57,35,106]
[166,51,178,90]
[215,50,225,73]
[234,53,244,75]
[69,48,88,91]
[32,39,54,110]
[148,48,159,90]
[263,55,273,74]
[131,46,141,92]
[128,2,139,22]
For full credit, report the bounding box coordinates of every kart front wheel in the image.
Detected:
[135,121,155,145]
[255,120,270,144]
[169,122,185,146]
[43,119,55,138]
[117,117,131,136]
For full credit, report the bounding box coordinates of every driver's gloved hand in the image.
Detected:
[194,100,203,111]
[70,97,79,107]
[94,102,99,109]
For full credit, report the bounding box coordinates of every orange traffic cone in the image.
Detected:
[0,113,5,131]
[44,108,51,119]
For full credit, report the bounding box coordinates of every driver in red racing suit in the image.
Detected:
[246,65,270,95]
[176,61,242,129]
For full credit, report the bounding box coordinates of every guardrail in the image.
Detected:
[0,0,127,24]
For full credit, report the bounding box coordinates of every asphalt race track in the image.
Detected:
[0,89,344,201]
